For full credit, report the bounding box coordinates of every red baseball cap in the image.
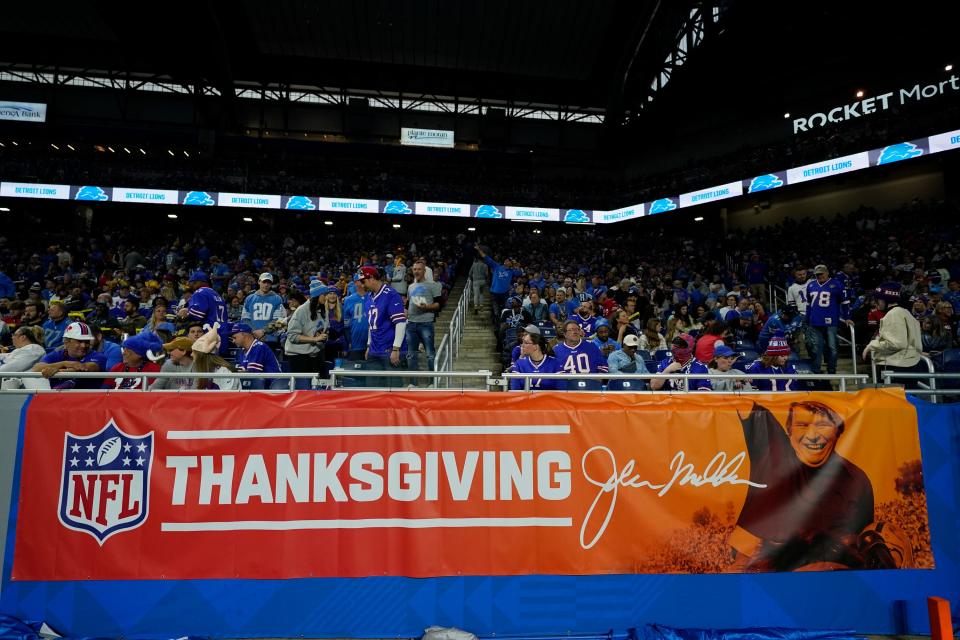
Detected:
[355,266,379,280]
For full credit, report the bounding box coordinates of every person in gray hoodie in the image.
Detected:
[284,279,327,389]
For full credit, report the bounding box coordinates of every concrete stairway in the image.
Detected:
[432,278,464,353]
[432,279,501,389]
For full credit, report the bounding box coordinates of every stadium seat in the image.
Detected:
[570,379,602,391]
[935,348,960,372]
[930,349,960,392]
[608,379,643,391]
[653,349,670,362]
[792,359,822,391]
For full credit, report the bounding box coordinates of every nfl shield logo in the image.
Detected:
[58,419,153,544]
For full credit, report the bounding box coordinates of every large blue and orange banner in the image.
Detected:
[10,389,932,580]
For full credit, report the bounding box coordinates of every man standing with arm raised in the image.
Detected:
[476,244,523,325]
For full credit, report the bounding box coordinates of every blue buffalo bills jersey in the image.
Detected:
[573,313,598,339]
[364,284,406,356]
[745,359,797,391]
[509,355,561,390]
[187,286,229,354]
[688,360,712,391]
[656,357,693,391]
[805,278,849,327]
[553,339,608,374]
[343,291,370,353]
[235,339,281,374]
[188,286,227,329]
[835,271,860,301]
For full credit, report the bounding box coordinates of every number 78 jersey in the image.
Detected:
[805,277,849,327]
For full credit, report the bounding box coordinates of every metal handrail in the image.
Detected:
[432,276,472,388]
[0,370,318,392]
[434,333,450,387]
[871,353,935,383]
[837,323,858,376]
[441,276,473,387]
[879,355,939,401]
[503,371,867,393]
[1,369,869,393]
[770,284,788,314]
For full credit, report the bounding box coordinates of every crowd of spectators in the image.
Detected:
[474,197,960,390]
[0,222,466,389]
[0,195,958,391]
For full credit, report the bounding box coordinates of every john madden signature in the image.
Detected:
[579,446,767,549]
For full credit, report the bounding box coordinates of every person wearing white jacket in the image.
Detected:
[863,282,923,387]
[0,325,47,389]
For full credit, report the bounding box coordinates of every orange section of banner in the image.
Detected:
[11,389,932,579]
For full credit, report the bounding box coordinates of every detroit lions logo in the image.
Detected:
[383,200,413,214]
[877,142,923,165]
[474,205,502,218]
[75,186,109,201]
[563,209,591,223]
[748,174,784,193]
[183,191,215,206]
[0,103,38,114]
[285,196,316,210]
[649,198,677,214]
[58,420,153,544]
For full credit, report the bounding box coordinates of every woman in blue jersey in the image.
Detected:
[745,332,798,391]
[509,332,561,391]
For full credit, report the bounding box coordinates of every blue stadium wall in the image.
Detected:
[0,394,957,639]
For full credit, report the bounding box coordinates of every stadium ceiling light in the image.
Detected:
[694,216,704,222]
[467,227,476,232]
[783,112,790,119]
[123,147,131,154]
[167,149,174,156]
[947,64,954,72]
[0,142,4,147]
[183,150,190,157]
[107,146,115,153]
[533,229,542,234]
[392,224,401,229]
[855,90,865,98]
[139,148,146,155]
[50,143,59,150]
[10,141,18,146]
[243,217,253,222]
[0,207,10,212]
[167,214,178,219]
[323,220,333,226]
[66,144,75,151]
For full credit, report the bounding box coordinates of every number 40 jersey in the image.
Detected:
[553,339,609,374]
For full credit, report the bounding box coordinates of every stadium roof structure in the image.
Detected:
[0,2,957,139]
